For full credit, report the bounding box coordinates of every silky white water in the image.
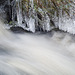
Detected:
[0,21,75,75]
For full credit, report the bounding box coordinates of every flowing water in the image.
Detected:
[0,21,75,75]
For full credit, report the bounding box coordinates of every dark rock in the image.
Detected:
[0,0,6,5]
[37,12,42,20]
[35,25,44,32]
[52,28,60,31]
[4,4,12,22]
[52,28,66,33]
[50,20,55,26]
[10,26,31,33]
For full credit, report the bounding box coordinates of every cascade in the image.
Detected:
[0,1,75,75]
[0,21,75,75]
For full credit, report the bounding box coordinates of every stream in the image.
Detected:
[0,21,75,75]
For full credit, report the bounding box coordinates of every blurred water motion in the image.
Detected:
[0,21,75,75]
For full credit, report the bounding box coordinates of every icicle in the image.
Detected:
[11,0,16,22]
[58,9,63,29]
[69,7,73,18]
[16,0,23,26]
[58,12,75,34]
[41,13,51,32]
[30,0,34,9]
[24,15,35,33]
[28,17,35,33]
[45,14,51,31]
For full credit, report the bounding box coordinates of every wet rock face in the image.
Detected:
[0,0,13,22]
[4,5,12,22]
[0,0,7,21]
[0,0,6,5]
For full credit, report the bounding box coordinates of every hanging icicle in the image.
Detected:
[16,0,23,26]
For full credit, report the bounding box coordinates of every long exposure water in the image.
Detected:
[0,21,75,75]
